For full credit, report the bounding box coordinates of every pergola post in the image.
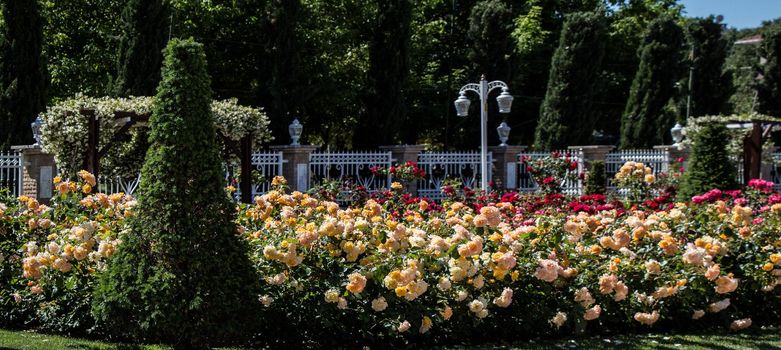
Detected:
[83,109,100,182]
[240,134,253,203]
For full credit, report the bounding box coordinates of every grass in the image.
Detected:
[1,328,781,350]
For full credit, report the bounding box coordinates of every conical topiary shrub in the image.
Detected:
[678,123,738,199]
[93,38,261,349]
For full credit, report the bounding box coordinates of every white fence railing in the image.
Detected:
[417,151,492,201]
[309,151,393,192]
[0,150,22,197]
[517,150,582,196]
[250,151,285,197]
[98,174,143,196]
[605,149,669,192]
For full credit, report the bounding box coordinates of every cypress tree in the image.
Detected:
[620,17,684,149]
[686,16,730,117]
[112,0,168,97]
[679,123,737,198]
[93,39,261,349]
[0,0,48,148]
[467,0,514,80]
[757,25,781,117]
[534,11,606,150]
[354,0,412,148]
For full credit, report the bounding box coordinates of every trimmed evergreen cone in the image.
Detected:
[678,123,738,199]
[534,11,606,150]
[93,39,261,349]
[584,160,607,195]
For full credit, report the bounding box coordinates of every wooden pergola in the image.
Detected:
[724,118,781,184]
[81,108,255,203]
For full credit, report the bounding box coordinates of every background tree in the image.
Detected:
[620,16,684,148]
[534,11,607,150]
[93,39,261,349]
[685,16,731,117]
[353,0,412,148]
[757,23,781,117]
[112,0,169,97]
[0,0,48,148]
[41,0,123,99]
[678,123,737,198]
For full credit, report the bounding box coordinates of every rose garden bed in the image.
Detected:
[1,171,780,348]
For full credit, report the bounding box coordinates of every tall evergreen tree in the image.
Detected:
[354,0,412,148]
[0,0,48,148]
[686,16,731,117]
[263,0,305,145]
[757,24,781,117]
[112,0,168,97]
[620,16,684,149]
[534,11,606,150]
[467,0,514,80]
[93,39,261,349]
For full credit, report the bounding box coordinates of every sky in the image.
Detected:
[679,0,781,29]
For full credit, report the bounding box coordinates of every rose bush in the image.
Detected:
[1,172,781,347]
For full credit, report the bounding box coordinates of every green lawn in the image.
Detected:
[1,328,781,350]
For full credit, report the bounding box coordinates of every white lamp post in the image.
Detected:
[454,75,513,191]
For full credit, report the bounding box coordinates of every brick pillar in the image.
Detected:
[269,145,318,192]
[488,145,527,190]
[380,145,426,194]
[11,145,57,204]
[653,145,689,173]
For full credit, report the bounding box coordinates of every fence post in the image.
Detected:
[569,145,615,168]
[11,145,57,204]
[488,145,527,190]
[653,145,688,173]
[269,145,318,193]
[379,145,426,195]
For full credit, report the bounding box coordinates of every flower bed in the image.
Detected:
[1,172,781,347]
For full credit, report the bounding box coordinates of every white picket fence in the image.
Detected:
[0,150,23,197]
[605,149,669,192]
[417,151,492,201]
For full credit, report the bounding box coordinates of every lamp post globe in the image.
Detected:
[454,92,471,117]
[496,87,513,114]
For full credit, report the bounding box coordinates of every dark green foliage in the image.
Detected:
[757,25,781,117]
[686,16,731,117]
[534,11,607,150]
[620,16,684,149]
[584,160,607,195]
[112,0,168,97]
[354,0,412,148]
[93,39,261,349]
[0,0,48,148]
[679,123,737,199]
[467,0,514,80]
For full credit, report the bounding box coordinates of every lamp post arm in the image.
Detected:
[486,80,508,94]
[459,84,482,96]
